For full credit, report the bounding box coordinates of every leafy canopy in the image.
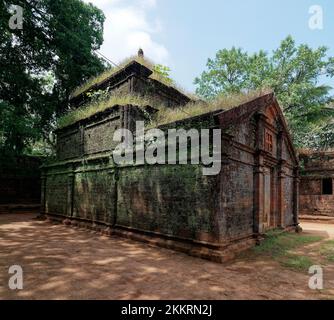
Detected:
[0,0,106,155]
[194,36,334,149]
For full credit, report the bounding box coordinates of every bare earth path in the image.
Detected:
[0,212,333,300]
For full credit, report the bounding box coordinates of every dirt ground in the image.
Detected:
[1,212,334,300]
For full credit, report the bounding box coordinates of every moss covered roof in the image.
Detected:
[70,56,194,100]
[58,89,271,130]
[58,94,153,129]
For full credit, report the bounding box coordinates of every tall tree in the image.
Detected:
[0,0,106,154]
[195,36,334,149]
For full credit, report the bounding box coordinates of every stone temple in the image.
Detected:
[41,53,300,262]
[299,150,334,217]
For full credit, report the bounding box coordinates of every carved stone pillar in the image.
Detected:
[293,167,300,227]
[278,161,286,228]
[254,152,265,234]
[254,111,268,235]
[218,133,234,242]
[67,167,75,218]
[276,130,285,228]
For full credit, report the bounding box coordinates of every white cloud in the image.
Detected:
[84,0,169,65]
[139,0,157,8]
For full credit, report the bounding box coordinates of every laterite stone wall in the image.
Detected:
[73,168,116,224]
[299,151,334,216]
[43,159,221,242]
[42,94,300,259]
[117,164,220,242]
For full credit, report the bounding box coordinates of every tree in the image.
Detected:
[0,0,106,155]
[194,36,334,149]
[153,64,174,85]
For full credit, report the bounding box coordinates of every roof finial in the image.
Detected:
[138,48,144,58]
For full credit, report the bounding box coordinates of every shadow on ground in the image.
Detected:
[0,212,332,300]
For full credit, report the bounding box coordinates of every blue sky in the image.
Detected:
[85,0,334,92]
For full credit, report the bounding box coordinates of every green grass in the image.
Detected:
[150,89,271,127]
[253,230,323,271]
[254,230,323,255]
[320,240,334,262]
[59,89,272,129]
[281,255,316,271]
[58,94,154,129]
[70,56,194,100]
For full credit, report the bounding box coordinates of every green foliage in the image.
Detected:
[195,36,334,149]
[281,255,315,271]
[70,55,159,98]
[254,230,323,256]
[150,89,270,127]
[71,55,189,99]
[152,64,173,85]
[59,87,268,131]
[58,94,154,129]
[0,0,106,155]
[253,230,322,271]
[320,240,334,262]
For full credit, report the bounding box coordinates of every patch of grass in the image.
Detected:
[281,255,316,271]
[58,94,154,129]
[70,56,152,99]
[253,230,323,271]
[150,89,271,127]
[320,240,334,262]
[60,89,272,130]
[70,56,194,100]
[254,231,323,256]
